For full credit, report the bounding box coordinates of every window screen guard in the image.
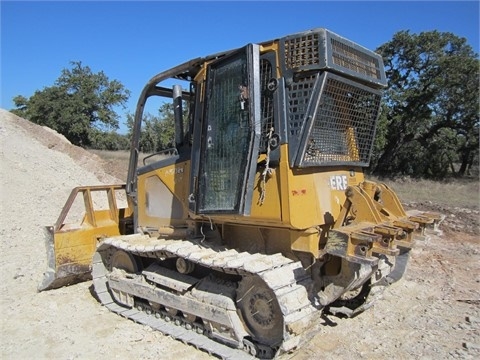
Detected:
[196,44,261,215]
[290,72,382,168]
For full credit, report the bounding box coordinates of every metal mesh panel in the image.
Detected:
[280,29,386,88]
[330,38,382,82]
[199,56,251,212]
[302,75,381,166]
[286,74,318,139]
[284,33,320,70]
[260,58,274,151]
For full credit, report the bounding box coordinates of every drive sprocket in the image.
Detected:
[236,276,284,347]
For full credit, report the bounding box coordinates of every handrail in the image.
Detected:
[54,184,127,231]
[142,148,178,166]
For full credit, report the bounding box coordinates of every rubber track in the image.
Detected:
[92,234,319,359]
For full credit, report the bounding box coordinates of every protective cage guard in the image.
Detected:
[291,72,382,168]
[279,28,387,89]
[195,44,261,215]
[279,28,386,169]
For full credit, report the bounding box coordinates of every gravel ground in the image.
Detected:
[1,108,479,360]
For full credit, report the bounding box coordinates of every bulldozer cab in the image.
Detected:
[124,45,265,220]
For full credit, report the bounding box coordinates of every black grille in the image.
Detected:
[330,38,382,82]
[280,28,387,89]
[286,74,318,139]
[260,58,274,151]
[284,32,320,70]
[302,74,381,166]
[199,55,251,212]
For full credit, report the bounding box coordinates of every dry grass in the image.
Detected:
[90,150,479,210]
[88,149,155,182]
[89,149,131,162]
[369,176,480,210]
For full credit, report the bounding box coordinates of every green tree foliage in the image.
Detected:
[11,61,130,147]
[126,102,185,154]
[372,30,479,178]
[89,129,130,150]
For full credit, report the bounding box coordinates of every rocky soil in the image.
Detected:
[1,108,479,359]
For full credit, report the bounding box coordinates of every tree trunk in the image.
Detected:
[373,139,402,176]
[458,148,471,177]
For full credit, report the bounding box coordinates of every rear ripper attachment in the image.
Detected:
[322,181,444,317]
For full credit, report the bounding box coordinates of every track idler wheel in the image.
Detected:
[176,257,195,274]
[110,249,139,273]
[236,276,284,347]
[109,249,139,307]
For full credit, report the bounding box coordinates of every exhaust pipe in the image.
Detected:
[173,84,184,148]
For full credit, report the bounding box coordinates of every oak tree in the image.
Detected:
[12,61,130,147]
[372,30,479,178]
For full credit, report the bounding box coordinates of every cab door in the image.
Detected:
[192,44,261,215]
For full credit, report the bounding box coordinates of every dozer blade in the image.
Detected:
[39,225,95,291]
[38,185,132,291]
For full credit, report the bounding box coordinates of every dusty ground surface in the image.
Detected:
[1,108,479,360]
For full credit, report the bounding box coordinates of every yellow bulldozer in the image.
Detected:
[39,28,443,358]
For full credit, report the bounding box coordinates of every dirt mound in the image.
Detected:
[0,109,209,360]
[5,109,121,185]
[1,108,478,360]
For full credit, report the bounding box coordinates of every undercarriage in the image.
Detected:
[92,234,321,359]
[90,210,443,359]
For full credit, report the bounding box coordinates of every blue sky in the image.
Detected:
[2,1,479,133]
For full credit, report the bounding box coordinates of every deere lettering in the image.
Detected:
[330,175,348,191]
